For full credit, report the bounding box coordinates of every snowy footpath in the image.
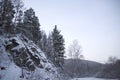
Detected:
[71,77,118,80]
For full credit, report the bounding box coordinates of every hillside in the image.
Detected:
[0,34,66,80]
[71,77,118,80]
[64,59,104,78]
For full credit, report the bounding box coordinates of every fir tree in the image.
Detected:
[46,33,54,61]
[16,10,23,27]
[12,0,24,25]
[40,30,47,52]
[52,25,65,67]
[23,8,41,44]
[0,0,15,33]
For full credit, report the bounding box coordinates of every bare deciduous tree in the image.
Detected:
[67,40,83,59]
[108,56,117,64]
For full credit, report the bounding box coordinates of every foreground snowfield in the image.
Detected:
[71,77,118,80]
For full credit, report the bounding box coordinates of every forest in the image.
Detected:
[0,0,120,80]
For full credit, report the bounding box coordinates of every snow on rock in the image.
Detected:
[0,34,62,80]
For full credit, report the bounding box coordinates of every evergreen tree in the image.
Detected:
[52,25,65,66]
[40,30,47,52]
[23,8,41,44]
[14,10,24,34]
[0,0,15,33]
[46,33,54,61]
[12,0,24,25]
[16,10,23,27]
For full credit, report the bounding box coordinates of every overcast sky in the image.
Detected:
[23,0,120,63]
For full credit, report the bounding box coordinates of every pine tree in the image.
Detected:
[16,10,23,27]
[0,0,15,33]
[52,25,65,66]
[40,30,47,52]
[23,8,41,44]
[12,0,24,25]
[46,33,54,61]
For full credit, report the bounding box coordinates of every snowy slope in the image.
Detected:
[0,34,64,80]
[71,77,118,80]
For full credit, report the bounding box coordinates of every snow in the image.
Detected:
[0,36,21,80]
[1,63,22,80]
[0,34,62,80]
[71,77,118,80]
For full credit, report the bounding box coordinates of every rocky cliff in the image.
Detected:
[0,34,64,80]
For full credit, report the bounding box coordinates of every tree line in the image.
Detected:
[0,0,65,67]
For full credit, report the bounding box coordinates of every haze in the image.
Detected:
[23,0,120,63]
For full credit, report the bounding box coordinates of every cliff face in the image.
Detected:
[0,34,62,80]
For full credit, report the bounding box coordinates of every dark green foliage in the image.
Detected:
[52,25,65,66]
[23,8,40,27]
[23,8,41,44]
[0,0,15,33]
[40,30,48,52]
[16,10,23,27]
[13,0,24,25]
[46,33,54,61]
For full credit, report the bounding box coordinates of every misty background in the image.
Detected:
[23,0,120,63]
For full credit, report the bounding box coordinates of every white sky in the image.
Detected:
[23,0,120,63]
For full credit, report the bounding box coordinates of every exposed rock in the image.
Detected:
[0,34,66,80]
[5,37,38,71]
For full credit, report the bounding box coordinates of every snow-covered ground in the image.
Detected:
[71,77,118,80]
[0,34,64,80]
